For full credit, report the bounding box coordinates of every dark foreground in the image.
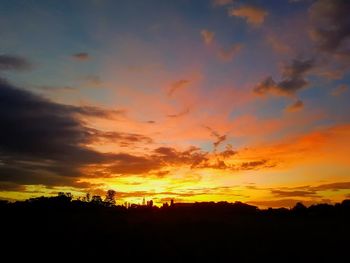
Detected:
[1,197,350,262]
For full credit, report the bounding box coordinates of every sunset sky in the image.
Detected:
[0,0,350,207]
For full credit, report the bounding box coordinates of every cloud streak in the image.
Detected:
[72,52,90,61]
[168,80,190,96]
[285,100,304,112]
[0,54,31,71]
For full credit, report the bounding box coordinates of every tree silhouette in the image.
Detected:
[91,195,103,205]
[104,189,117,206]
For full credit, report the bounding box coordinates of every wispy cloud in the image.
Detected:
[72,52,90,61]
[218,43,243,61]
[0,54,31,71]
[168,80,191,96]
[167,107,190,118]
[285,100,304,112]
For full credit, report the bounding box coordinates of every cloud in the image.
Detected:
[205,126,227,148]
[38,85,77,93]
[309,0,350,54]
[239,160,269,170]
[312,182,350,191]
[106,146,209,176]
[0,54,31,71]
[91,130,153,147]
[0,182,27,192]
[285,100,304,112]
[167,107,190,118]
[218,43,243,61]
[72,52,89,61]
[261,182,350,200]
[229,5,268,26]
[200,29,215,45]
[254,59,315,96]
[249,199,317,208]
[212,0,233,6]
[331,84,348,96]
[153,146,208,168]
[108,154,161,175]
[0,78,143,188]
[168,79,190,96]
[220,144,237,158]
[271,189,320,198]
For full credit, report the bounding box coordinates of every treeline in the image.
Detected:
[1,191,350,217]
[1,192,350,261]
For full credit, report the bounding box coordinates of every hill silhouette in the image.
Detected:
[1,193,350,261]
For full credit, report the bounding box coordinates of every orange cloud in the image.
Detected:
[200,29,215,45]
[229,5,268,26]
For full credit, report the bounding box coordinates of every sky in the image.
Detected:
[0,0,350,207]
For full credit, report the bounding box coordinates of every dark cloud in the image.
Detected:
[100,146,209,176]
[254,59,315,96]
[255,1,350,99]
[153,146,208,168]
[0,182,26,192]
[72,52,89,61]
[0,54,31,71]
[309,0,350,54]
[0,78,148,188]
